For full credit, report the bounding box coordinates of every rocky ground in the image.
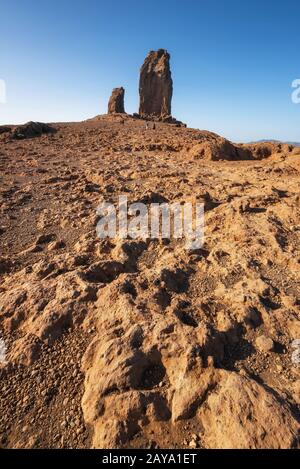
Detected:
[0,114,299,449]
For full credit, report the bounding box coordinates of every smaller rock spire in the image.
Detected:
[108,87,125,114]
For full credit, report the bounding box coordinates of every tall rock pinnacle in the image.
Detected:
[139,49,173,118]
[108,87,125,114]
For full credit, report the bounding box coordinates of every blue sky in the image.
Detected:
[1,0,300,142]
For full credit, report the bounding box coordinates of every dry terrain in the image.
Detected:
[0,114,299,449]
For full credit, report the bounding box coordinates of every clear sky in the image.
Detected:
[1,0,300,142]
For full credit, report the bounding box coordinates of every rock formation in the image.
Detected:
[11,122,56,140]
[139,49,173,118]
[108,87,125,114]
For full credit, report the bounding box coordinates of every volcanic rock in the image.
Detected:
[198,372,299,449]
[0,126,11,135]
[10,121,56,139]
[139,49,173,118]
[108,87,125,114]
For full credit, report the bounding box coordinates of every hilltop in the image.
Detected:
[0,114,299,448]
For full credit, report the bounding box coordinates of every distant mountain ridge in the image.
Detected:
[250,139,300,147]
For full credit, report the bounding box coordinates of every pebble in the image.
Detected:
[189,439,198,448]
[255,335,274,353]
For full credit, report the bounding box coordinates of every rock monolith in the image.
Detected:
[139,49,173,118]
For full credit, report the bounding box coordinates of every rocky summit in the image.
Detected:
[139,49,173,119]
[0,112,299,449]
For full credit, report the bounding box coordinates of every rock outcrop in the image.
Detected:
[11,122,56,140]
[108,87,125,114]
[139,49,173,118]
[0,126,11,135]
